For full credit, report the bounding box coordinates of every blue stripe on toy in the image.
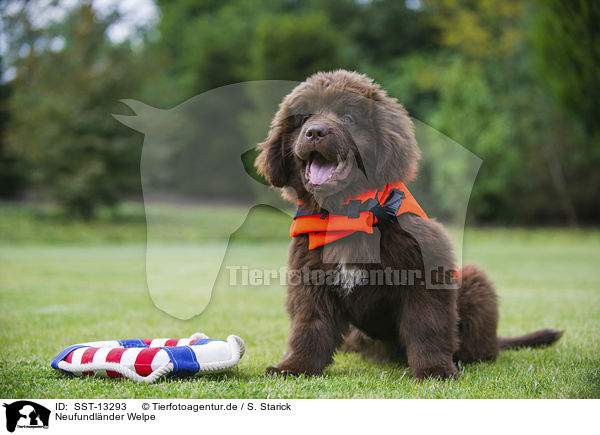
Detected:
[118,339,149,348]
[50,344,89,373]
[190,338,222,345]
[161,346,200,376]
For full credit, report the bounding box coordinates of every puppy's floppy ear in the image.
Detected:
[255,121,291,188]
[373,98,420,185]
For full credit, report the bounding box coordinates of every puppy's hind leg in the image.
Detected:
[455,264,563,362]
[455,264,500,363]
[400,287,459,380]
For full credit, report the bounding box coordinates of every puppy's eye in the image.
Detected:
[340,114,354,124]
[301,115,310,125]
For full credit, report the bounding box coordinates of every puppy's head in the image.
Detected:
[255,70,419,210]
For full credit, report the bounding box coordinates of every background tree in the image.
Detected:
[0,56,20,198]
[530,0,600,223]
[5,2,144,218]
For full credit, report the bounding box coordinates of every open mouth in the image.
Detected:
[304,151,354,186]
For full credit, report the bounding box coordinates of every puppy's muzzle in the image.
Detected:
[304,124,329,143]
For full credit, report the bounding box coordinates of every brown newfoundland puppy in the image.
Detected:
[255,70,562,380]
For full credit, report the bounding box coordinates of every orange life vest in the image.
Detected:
[290,181,428,250]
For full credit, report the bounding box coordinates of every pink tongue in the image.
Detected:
[309,156,337,184]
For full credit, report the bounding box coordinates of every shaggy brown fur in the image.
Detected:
[255,70,562,380]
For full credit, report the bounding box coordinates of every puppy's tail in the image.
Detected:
[499,329,563,350]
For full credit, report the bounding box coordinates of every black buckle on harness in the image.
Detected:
[370,189,405,223]
[347,200,362,219]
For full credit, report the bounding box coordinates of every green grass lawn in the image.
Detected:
[0,202,599,398]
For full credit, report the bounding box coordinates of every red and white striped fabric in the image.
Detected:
[51,333,245,383]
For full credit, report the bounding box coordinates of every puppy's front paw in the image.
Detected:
[413,363,459,381]
[265,365,297,377]
[265,360,321,377]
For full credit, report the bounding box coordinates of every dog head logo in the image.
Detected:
[3,401,50,432]
[114,79,480,319]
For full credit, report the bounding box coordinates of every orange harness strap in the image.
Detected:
[290,182,427,250]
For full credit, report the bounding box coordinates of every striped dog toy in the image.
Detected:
[51,333,245,383]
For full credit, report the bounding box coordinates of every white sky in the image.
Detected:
[0,0,159,48]
[0,0,159,80]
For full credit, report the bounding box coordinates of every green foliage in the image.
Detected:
[529,0,600,222]
[374,0,599,224]
[152,0,435,100]
[0,57,21,197]
[426,0,524,59]
[530,0,600,137]
[251,12,346,81]
[6,4,144,218]
[1,0,598,223]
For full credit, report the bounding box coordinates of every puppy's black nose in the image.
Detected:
[305,124,328,141]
